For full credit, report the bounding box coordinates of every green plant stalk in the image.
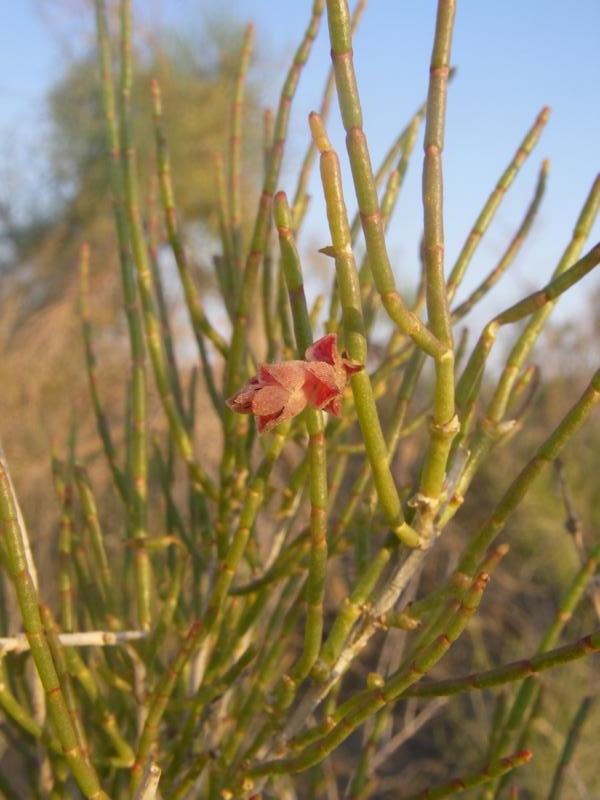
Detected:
[0,657,52,744]
[360,113,424,335]
[487,175,600,423]
[225,0,324,398]
[74,466,116,622]
[0,462,108,799]
[151,79,228,360]
[247,572,489,779]
[292,0,367,229]
[230,534,308,597]
[311,113,419,548]
[151,84,224,423]
[218,579,304,769]
[220,2,324,541]
[483,534,600,788]
[397,750,532,800]
[122,1,218,520]
[328,107,420,333]
[144,554,186,669]
[316,547,393,678]
[95,0,152,630]
[230,23,255,275]
[93,0,145,516]
[169,645,257,776]
[456,366,600,586]
[452,160,549,320]
[456,242,600,419]
[316,357,426,673]
[214,150,236,316]
[405,627,600,699]
[131,619,202,787]
[39,605,89,762]
[223,581,307,777]
[170,752,209,800]
[56,633,135,765]
[71,540,105,629]
[401,544,508,676]
[167,644,258,785]
[417,0,457,510]
[51,458,75,634]
[324,0,445,360]
[132,424,289,786]
[274,193,328,684]
[78,244,128,502]
[346,707,388,798]
[446,107,550,298]
[295,543,504,756]
[348,97,428,246]
[442,175,600,528]
[547,696,593,800]
[262,173,278,360]
[147,185,186,420]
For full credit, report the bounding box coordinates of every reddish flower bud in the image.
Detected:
[226,334,362,433]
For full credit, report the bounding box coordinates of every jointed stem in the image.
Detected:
[310,113,420,548]
[275,194,328,685]
[0,460,108,799]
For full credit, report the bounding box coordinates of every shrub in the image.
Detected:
[0,1,599,798]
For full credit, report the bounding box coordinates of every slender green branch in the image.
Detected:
[0,459,108,799]
[275,193,328,684]
[547,696,593,800]
[78,244,128,502]
[397,750,532,800]
[417,0,457,513]
[324,0,445,358]
[151,79,228,358]
[225,0,325,397]
[452,159,549,320]
[446,107,550,298]
[229,23,255,274]
[310,114,419,548]
[120,0,217,510]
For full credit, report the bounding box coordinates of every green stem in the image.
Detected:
[78,244,128,502]
[398,751,532,800]
[0,460,108,799]
[229,24,255,276]
[310,114,419,548]
[324,0,445,359]
[452,159,549,320]
[417,0,457,511]
[446,107,550,298]
[249,571,490,779]
[274,194,328,685]
[547,696,593,800]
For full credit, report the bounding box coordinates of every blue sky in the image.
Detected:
[1,1,599,341]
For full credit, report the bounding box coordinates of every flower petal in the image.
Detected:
[303,361,342,409]
[305,333,339,366]
[257,389,307,433]
[257,411,284,433]
[251,385,290,416]
[226,377,261,413]
[323,396,342,416]
[259,361,307,391]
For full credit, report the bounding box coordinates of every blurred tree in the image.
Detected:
[0,8,261,555]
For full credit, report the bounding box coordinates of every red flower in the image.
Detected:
[226,334,362,433]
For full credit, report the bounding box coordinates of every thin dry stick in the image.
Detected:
[133,761,161,800]
[0,630,147,655]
